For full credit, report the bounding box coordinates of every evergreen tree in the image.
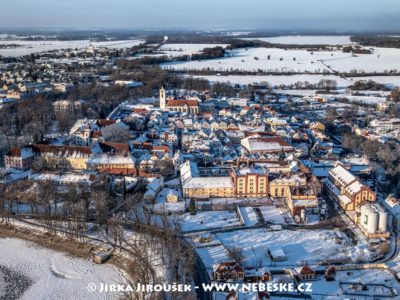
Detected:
[189,198,196,215]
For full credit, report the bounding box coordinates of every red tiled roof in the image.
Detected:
[98,168,136,175]
[152,145,169,153]
[34,144,92,156]
[214,262,244,274]
[167,99,199,107]
[96,119,116,127]
[7,147,21,157]
[99,142,130,155]
[300,266,315,275]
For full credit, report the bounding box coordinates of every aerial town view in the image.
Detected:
[1,1,400,299]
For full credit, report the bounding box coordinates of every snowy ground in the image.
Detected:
[309,269,400,299]
[0,237,128,300]
[162,47,400,74]
[193,74,400,88]
[244,35,353,45]
[135,43,228,59]
[180,211,241,233]
[159,43,228,52]
[0,39,144,57]
[258,206,286,224]
[238,207,259,226]
[214,228,371,268]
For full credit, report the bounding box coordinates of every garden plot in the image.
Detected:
[180,210,241,233]
[215,229,371,268]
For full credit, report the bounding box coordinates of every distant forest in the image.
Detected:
[351,35,400,48]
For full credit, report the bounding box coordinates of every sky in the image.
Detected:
[1,0,400,31]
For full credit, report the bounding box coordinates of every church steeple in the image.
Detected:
[160,86,166,110]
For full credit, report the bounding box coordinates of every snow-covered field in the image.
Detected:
[246,35,352,45]
[238,207,258,226]
[180,211,241,232]
[0,237,127,300]
[135,43,229,59]
[0,39,144,57]
[258,206,286,224]
[214,228,371,268]
[194,74,350,87]
[193,74,400,89]
[159,43,228,52]
[310,269,400,299]
[162,47,400,74]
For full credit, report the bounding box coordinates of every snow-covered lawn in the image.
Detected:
[180,211,241,233]
[0,237,127,300]
[162,47,400,74]
[258,206,285,224]
[245,35,352,45]
[0,39,144,57]
[215,229,371,268]
[238,207,258,226]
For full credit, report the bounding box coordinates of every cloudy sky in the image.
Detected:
[1,0,400,31]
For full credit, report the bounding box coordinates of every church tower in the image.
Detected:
[160,86,166,110]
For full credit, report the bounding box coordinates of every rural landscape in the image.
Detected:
[1,1,400,300]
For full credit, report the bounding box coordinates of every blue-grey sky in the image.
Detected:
[1,0,400,31]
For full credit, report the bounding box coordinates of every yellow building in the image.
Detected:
[231,168,269,198]
[34,144,91,170]
[269,174,308,198]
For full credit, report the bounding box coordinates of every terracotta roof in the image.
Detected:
[214,262,244,274]
[98,168,136,175]
[96,119,116,127]
[99,142,130,155]
[34,144,92,157]
[300,266,315,275]
[167,99,199,107]
[132,142,153,150]
[91,130,102,138]
[7,147,21,156]
[152,145,169,153]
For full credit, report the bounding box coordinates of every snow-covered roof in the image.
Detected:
[88,154,134,165]
[329,164,356,187]
[183,176,233,189]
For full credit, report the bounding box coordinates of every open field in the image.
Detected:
[214,228,371,268]
[180,211,241,232]
[162,47,400,74]
[245,35,353,45]
[193,74,400,88]
[0,39,144,57]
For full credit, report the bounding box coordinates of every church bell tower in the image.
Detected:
[160,86,166,110]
